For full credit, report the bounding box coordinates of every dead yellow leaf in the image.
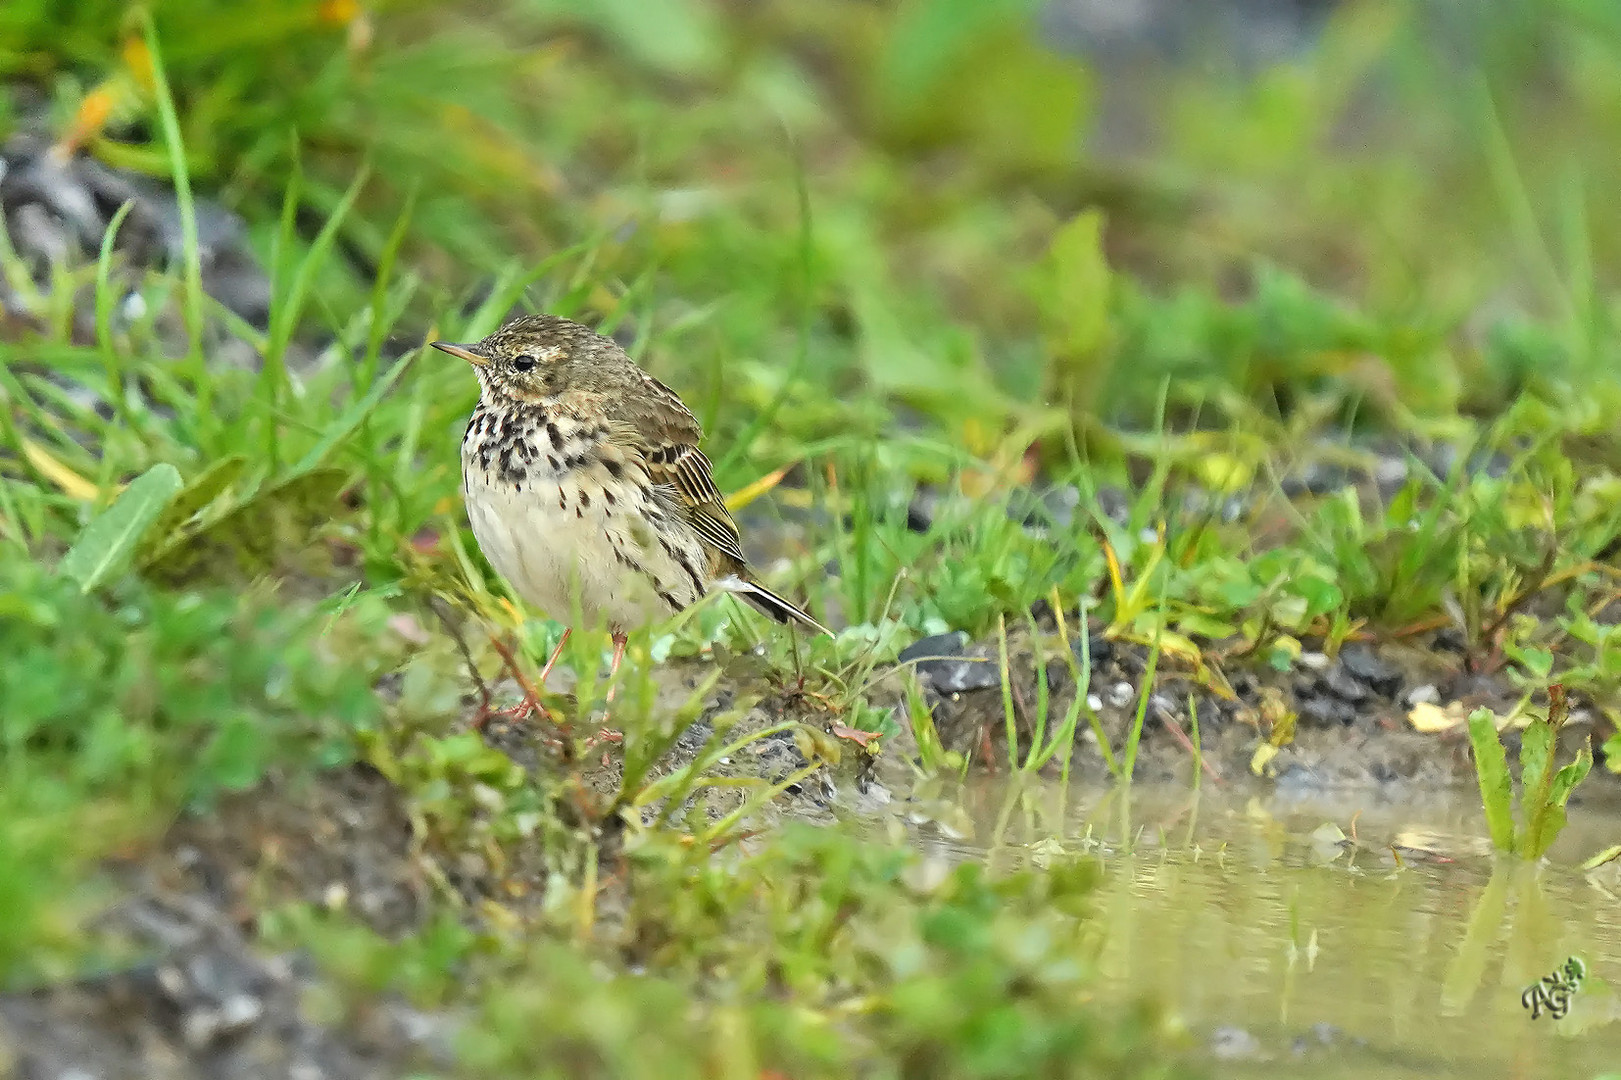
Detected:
[22,439,100,501]
[725,463,794,513]
[1408,701,1470,733]
[1250,743,1279,777]
[831,723,880,749]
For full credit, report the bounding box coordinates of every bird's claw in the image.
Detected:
[472,692,559,731]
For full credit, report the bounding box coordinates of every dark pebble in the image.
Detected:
[897,632,1000,693]
[1074,634,1113,668]
[1432,627,1467,653]
[898,632,968,665]
[1280,463,1352,497]
[1113,642,1151,675]
[1338,644,1402,696]
[1322,663,1369,703]
[905,493,934,532]
[1297,695,1357,727]
[1093,485,1131,524]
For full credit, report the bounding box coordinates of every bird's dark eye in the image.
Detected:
[512,356,537,372]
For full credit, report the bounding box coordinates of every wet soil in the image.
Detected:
[0,768,443,1080]
[9,612,1609,1079]
[886,616,1616,799]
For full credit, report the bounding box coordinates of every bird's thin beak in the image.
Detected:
[430,341,489,367]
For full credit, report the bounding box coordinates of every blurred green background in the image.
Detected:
[6,0,1620,440]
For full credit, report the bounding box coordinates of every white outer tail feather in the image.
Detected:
[714,575,831,637]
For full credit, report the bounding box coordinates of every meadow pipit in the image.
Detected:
[434,314,829,723]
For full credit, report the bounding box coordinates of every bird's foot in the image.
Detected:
[475,628,572,732]
[472,689,568,731]
[582,726,623,749]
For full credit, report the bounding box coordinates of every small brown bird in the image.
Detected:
[433,314,829,722]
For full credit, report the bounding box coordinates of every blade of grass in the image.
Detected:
[140,13,208,430]
[1121,616,1164,783]
[93,200,137,436]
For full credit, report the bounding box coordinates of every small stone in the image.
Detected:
[1373,457,1408,494]
[1280,464,1350,497]
[1297,695,1356,727]
[1323,664,1369,703]
[1297,651,1330,671]
[1405,683,1440,706]
[156,964,188,999]
[1209,1025,1264,1061]
[1094,486,1130,523]
[1046,483,1081,517]
[182,1009,221,1049]
[1338,644,1402,696]
[1107,681,1135,709]
[898,633,999,692]
[1086,694,1103,711]
[218,993,264,1031]
[1074,634,1113,667]
[932,658,1000,694]
[898,632,966,664]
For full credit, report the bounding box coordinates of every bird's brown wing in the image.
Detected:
[604,370,830,635]
[606,373,748,573]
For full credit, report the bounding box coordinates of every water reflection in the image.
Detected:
[929,779,1621,1077]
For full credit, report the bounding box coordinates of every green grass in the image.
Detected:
[6,0,1621,1071]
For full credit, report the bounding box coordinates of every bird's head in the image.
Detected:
[432,314,599,405]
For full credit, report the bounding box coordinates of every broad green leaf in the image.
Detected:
[548,0,721,76]
[143,467,351,584]
[1466,707,1514,854]
[1526,745,1595,859]
[1550,745,1593,808]
[137,454,249,563]
[1514,645,1554,679]
[1528,806,1568,861]
[1516,717,1557,855]
[58,463,182,592]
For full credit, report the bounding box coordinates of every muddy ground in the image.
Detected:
[5,612,1612,1079]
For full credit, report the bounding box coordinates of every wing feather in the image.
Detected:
[603,371,825,634]
[606,377,747,570]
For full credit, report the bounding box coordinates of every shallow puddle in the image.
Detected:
[926,780,1621,1078]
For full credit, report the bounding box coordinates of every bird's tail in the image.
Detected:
[716,574,832,637]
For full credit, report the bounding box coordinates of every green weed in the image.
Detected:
[1467,687,1595,860]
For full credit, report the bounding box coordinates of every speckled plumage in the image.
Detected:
[435,314,828,642]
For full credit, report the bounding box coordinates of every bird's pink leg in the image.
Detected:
[605,630,628,703]
[586,630,629,747]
